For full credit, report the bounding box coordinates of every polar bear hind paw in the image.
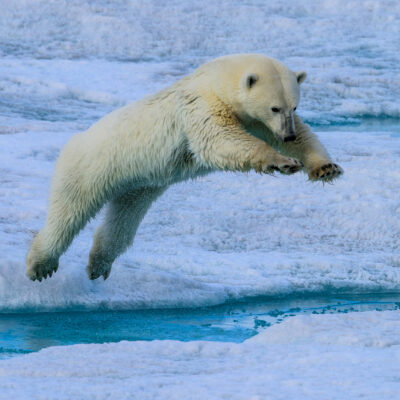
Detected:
[26,258,59,282]
[86,260,112,280]
[309,163,343,182]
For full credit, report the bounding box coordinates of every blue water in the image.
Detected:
[313,117,400,135]
[1,293,399,359]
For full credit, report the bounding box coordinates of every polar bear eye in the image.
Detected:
[271,107,280,113]
[293,107,297,111]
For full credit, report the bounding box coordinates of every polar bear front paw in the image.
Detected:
[86,260,112,280]
[309,163,343,182]
[26,257,59,282]
[266,157,303,175]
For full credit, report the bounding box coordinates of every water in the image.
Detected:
[1,293,399,359]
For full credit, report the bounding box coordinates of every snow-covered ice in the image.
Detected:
[0,61,400,312]
[0,0,400,398]
[1,0,400,125]
[1,310,400,400]
[1,126,400,311]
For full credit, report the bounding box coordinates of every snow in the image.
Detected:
[1,1,400,124]
[1,310,399,400]
[1,126,400,311]
[0,0,400,312]
[0,0,400,397]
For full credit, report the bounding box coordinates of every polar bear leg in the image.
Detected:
[26,166,106,281]
[26,195,103,281]
[186,98,303,175]
[86,186,167,280]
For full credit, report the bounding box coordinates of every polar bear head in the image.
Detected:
[211,55,307,142]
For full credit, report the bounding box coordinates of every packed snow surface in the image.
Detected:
[1,1,400,398]
[1,124,400,311]
[1,0,400,312]
[1,311,399,400]
[1,0,400,126]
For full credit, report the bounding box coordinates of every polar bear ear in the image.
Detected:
[245,73,259,89]
[295,71,307,85]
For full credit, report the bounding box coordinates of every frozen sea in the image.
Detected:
[0,0,400,398]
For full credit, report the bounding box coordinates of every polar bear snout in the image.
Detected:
[283,133,296,142]
[282,114,296,142]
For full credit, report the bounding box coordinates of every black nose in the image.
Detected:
[284,134,296,142]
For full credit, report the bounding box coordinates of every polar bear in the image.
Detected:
[26,54,342,282]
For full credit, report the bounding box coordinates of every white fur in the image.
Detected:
[26,54,342,281]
